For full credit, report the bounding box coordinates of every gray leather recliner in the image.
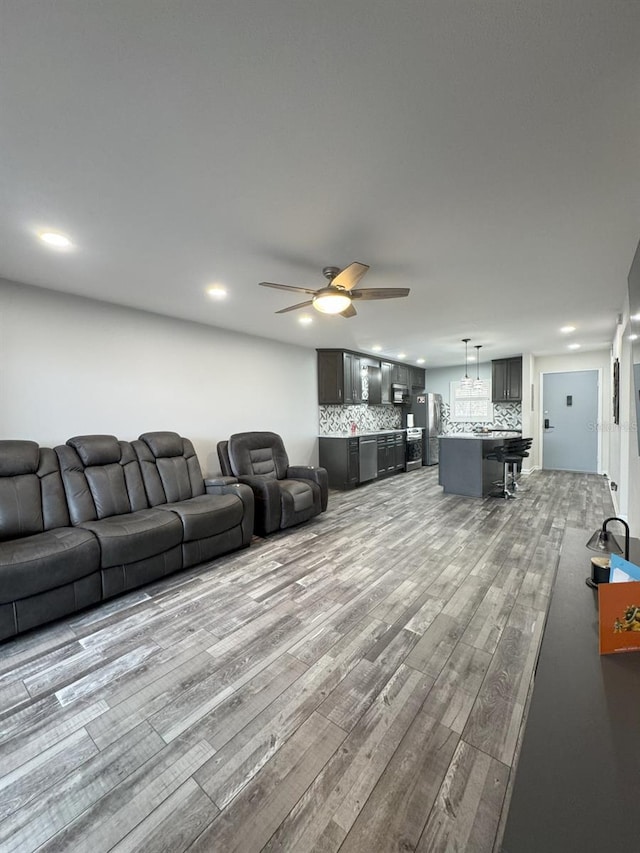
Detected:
[133,431,254,565]
[0,440,101,640]
[217,431,328,536]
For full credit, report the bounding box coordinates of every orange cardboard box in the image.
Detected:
[599,580,640,655]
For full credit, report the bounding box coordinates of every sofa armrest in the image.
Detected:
[205,476,239,488]
[234,475,282,536]
[287,466,329,512]
[204,480,255,546]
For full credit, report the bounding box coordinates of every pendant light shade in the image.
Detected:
[473,345,487,392]
[460,338,473,390]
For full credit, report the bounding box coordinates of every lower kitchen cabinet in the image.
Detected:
[377,432,405,476]
[319,432,406,490]
[319,437,361,489]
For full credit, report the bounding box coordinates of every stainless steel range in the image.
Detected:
[405,427,423,471]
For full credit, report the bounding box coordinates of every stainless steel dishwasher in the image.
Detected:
[358,436,378,483]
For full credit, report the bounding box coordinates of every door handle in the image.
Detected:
[544,418,554,430]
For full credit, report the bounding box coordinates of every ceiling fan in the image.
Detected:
[259,262,410,318]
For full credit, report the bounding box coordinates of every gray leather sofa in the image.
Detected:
[217,431,328,536]
[0,440,101,640]
[0,433,254,641]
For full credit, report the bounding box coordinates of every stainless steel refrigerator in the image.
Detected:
[408,393,442,465]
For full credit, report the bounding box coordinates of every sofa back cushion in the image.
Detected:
[227,432,289,480]
[134,432,205,505]
[0,441,70,541]
[57,435,148,524]
[0,440,43,540]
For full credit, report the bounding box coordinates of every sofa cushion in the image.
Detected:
[280,480,315,513]
[67,435,121,467]
[0,476,43,540]
[134,433,206,503]
[138,431,184,459]
[227,432,290,480]
[79,508,182,568]
[158,493,245,542]
[0,527,100,602]
[0,440,40,477]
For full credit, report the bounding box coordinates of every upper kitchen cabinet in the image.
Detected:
[391,363,409,385]
[317,350,362,404]
[409,366,426,391]
[369,361,392,405]
[318,349,422,406]
[491,357,522,402]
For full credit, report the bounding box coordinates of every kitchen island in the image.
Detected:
[439,432,521,497]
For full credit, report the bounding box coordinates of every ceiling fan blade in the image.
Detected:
[259,282,317,295]
[275,300,314,314]
[340,303,357,318]
[350,288,410,300]
[332,262,370,291]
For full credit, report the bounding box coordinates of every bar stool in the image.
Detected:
[485,437,532,499]
[506,437,533,492]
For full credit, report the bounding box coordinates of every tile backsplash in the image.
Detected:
[319,400,521,435]
[319,405,401,434]
[441,401,522,434]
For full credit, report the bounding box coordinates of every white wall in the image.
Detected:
[0,278,319,475]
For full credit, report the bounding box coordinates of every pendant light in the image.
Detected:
[460,338,473,390]
[473,345,486,392]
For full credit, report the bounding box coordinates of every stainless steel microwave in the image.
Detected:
[392,384,409,403]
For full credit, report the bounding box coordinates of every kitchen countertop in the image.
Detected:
[440,431,521,440]
[319,429,416,438]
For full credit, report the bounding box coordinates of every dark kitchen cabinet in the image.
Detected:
[377,434,392,476]
[365,360,392,406]
[381,362,393,404]
[393,432,406,471]
[348,438,360,485]
[377,432,406,477]
[344,352,362,404]
[318,349,422,407]
[392,363,409,385]
[320,432,405,489]
[409,366,426,391]
[317,350,362,405]
[319,437,360,489]
[491,357,522,402]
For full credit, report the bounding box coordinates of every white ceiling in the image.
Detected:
[1,0,639,367]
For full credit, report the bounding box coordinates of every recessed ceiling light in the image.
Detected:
[371,345,382,352]
[397,353,406,359]
[206,285,227,299]
[568,343,581,349]
[560,325,576,334]
[417,358,425,364]
[38,231,72,249]
[631,313,640,322]
[298,315,313,325]
[629,334,639,341]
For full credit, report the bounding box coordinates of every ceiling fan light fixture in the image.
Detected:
[312,290,352,314]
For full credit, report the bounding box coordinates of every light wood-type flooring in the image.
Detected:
[0,466,614,852]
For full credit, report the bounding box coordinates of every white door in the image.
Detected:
[542,370,598,472]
